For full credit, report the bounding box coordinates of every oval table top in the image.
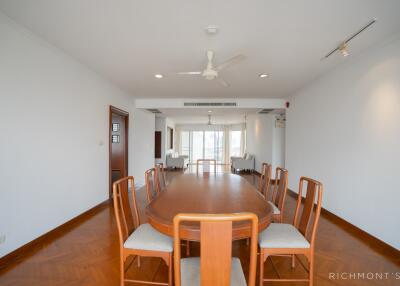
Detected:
[145,173,272,241]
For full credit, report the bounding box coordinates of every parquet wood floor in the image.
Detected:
[0,170,399,285]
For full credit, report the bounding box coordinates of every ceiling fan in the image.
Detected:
[175,51,245,87]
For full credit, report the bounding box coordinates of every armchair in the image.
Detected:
[166,153,189,169]
[231,153,255,173]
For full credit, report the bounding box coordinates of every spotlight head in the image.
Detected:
[339,42,349,57]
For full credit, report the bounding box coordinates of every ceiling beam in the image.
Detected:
[135,98,286,109]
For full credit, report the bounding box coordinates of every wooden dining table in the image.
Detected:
[145,172,272,241]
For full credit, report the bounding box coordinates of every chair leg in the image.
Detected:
[120,256,125,286]
[168,253,173,286]
[137,256,141,267]
[309,256,314,286]
[186,240,190,256]
[259,251,264,286]
[291,254,296,268]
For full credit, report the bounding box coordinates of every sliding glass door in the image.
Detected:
[205,131,224,162]
[180,130,226,163]
[192,131,204,162]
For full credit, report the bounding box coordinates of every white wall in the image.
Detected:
[286,35,400,250]
[131,109,155,185]
[246,114,285,173]
[0,13,154,258]
[272,123,286,171]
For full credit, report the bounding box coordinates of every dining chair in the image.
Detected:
[155,163,167,193]
[196,159,217,175]
[268,167,288,223]
[113,176,173,286]
[145,168,158,203]
[258,163,272,198]
[258,177,323,286]
[173,213,258,286]
[153,165,191,255]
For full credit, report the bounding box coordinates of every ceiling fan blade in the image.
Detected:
[216,54,246,71]
[217,78,230,87]
[176,71,202,75]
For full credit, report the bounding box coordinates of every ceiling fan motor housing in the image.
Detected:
[203,69,218,80]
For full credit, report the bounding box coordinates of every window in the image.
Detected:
[180,131,190,159]
[204,131,215,159]
[230,131,241,157]
[180,130,225,163]
[192,131,204,162]
[204,131,224,162]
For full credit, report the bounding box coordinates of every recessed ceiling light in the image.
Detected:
[259,74,269,78]
[205,25,218,35]
[208,110,212,113]
[155,74,163,79]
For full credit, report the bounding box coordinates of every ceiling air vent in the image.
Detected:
[258,109,274,114]
[184,102,237,107]
[146,109,162,114]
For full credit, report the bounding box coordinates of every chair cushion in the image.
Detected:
[268,201,280,215]
[180,257,246,286]
[259,223,310,249]
[124,223,173,252]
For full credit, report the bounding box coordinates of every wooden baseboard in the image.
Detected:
[0,199,110,270]
[287,189,400,261]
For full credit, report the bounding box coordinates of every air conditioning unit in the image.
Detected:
[258,109,275,114]
[146,109,162,114]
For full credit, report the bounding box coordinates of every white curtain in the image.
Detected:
[223,125,231,164]
[240,123,246,156]
[175,126,181,154]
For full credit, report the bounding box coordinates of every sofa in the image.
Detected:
[231,153,255,173]
[166,152,189,169]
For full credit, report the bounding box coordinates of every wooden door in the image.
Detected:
[155,131,162,159]
[109,106,129,198]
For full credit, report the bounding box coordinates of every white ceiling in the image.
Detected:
[158,108,266,125]
[1,0,400,98]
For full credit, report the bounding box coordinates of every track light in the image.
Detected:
[322,19,376,60]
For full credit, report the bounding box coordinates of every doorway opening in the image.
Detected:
[109,106,129,198]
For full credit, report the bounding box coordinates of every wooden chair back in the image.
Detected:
[112,176,140,246]
[258,163,272,198]
[145,168,158,203]
[271,167,288,211]
[196,159,217,175]
[173,213,258,286]
[155,163,167,193]
[293,177,323,247]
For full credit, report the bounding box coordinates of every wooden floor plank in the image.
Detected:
[0,169,399,285]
